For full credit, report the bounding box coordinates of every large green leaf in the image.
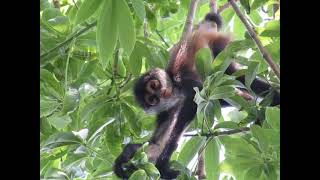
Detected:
[75,0,103,25]
[178,137,206,165]
[116,0,136,56]
[204,139,220,180]
[42,132,82,149]
[97,0,118,68]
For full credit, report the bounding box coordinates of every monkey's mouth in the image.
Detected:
[160,89,172,99]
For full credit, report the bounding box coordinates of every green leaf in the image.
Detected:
[213,99,224,122]
[145,5,157,30]
[116,0,136,56]
[219,136,259,157]
[248,10,263,25]
[212,40,254,72]
[132,0,146,22]
[129,169,147,180]
[42,8,70,34]
[204,139,220,180]
[195,48,213,79]
[62,88,80,115]
[117,58,127,77]
[240,0,251,14]
[219,157,263,179]
[47,113,72,129]
[244,165,268,180]
[140,162,160,179]
[75,0,103,25]
[42,132,82,149]
[265,107,280,130]
[178,137,206,165]
[251,0,269,10]
[245,61,259,88]
[210,85,235,100]
[74,60,98,85]
[40,96,60,118]
[97,0,118,68]
[128,41,144,75]
[44,168,69,180]
[260,20,280,37]
[251,125,279,152]
[214,121,239,130]
[40,68,64,97]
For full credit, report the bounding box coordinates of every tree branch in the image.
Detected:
[228,0,280,79]
[181,0,199,41]
[209,0,217,13]
[217,0,238,14]
[40,21,97,59]
[183,127,250,137]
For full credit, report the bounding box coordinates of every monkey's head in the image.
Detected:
[133,68,182,114]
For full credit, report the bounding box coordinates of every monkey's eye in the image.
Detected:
[145,95,159,106]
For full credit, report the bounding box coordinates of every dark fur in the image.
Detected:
[114,12,280,179]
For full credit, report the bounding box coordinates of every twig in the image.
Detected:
[195,152,206,179]
[183,127,250,137]
[217,0,238,14]
[40,21,97,59]
[209,0,217,13]
[156,30,170,48]
[228,0,280,79]
[181,0,199,41]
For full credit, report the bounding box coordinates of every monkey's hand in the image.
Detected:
[113,143,142,178]
[157,165,180,179]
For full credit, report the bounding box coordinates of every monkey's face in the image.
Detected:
[134,68,183,114]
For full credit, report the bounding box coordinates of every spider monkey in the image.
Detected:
[114,12,280,179]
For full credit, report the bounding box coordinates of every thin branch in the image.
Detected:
[217,0,238,14]
[156,30,170,48]
[228,0,280,79]
[195,152,206,179]
[209,0,217,13]
[40,21,97,59]
[183,127,250,137]
[181,0,199,41]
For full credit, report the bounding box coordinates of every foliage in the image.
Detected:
[40,0,280,179]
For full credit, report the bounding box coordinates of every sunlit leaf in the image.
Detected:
[116,0,136,56]
[75,0,103,25]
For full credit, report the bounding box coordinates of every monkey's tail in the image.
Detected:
[204,12,222,30]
